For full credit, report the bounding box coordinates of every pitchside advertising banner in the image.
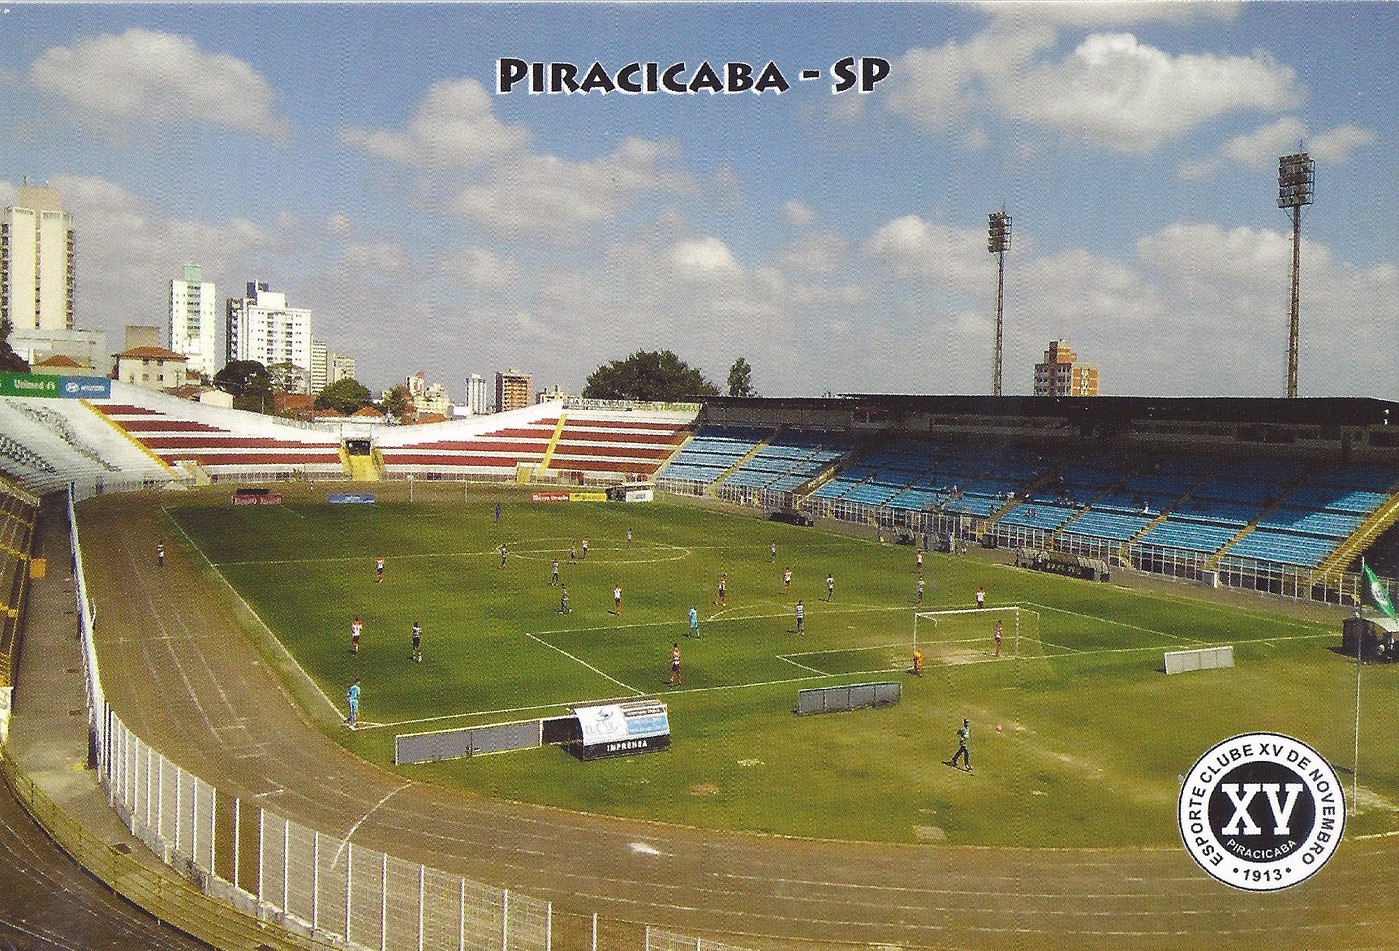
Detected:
[574,700,670,760]
[328,493,377,504]
[0,372,112,399]
[529,490,609,502]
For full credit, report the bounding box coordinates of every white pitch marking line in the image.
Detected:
[1022,601,1208,645]
[523,631,642,696]
[785,641,920,657]
[330,781,413,870]
[362,692,646,732]
[776,655,827,675]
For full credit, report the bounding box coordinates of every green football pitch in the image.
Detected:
[165,486,1399,847]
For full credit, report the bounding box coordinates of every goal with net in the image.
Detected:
[912,605,1042,666]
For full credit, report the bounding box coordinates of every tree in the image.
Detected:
[726,357,757,398]
[581,350,719,402]
[213,360,271,412]
[0,318,29,373]
[266,361,310,395]
[379,384,414,423]
[213,360,270,398]
[315,377,374,415]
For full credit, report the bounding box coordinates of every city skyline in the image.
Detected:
[2,3,1395,400]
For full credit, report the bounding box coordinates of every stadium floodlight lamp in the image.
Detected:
[987,211,1011,253]
[1278,151,1313,399]
[988,211,1011,397]
[1277,152,1315,209]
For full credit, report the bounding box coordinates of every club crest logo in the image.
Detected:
[1178,732,1343,891]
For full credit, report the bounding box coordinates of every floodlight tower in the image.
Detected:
[988,210,1012,397]
[1278,151,1314,399]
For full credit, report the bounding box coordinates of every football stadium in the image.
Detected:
[2,386,1399,949]
[4,4,1399,949]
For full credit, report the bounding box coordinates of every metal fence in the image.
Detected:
[789,491,1396,611]
[68,473,193,502]
[66,484,554,951]
[796,682,901,716]
[643,928,756,951]
[1164,645,1235,675]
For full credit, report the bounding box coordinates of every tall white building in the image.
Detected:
[1,184,75,333]
[309,339,329,393]
[169,264,217,378]
[330,353,356,384]
[225,281,312,382]
[310,338,357,394]
[466,373,488,414]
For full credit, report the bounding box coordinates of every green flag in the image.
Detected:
[1363,563,1397,621]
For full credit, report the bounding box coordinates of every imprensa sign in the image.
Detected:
[0,372,111,400]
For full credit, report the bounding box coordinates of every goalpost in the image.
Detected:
[912,605,1042,666]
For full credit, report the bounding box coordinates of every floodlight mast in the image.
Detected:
[988,211,1011,397]
[1278,151,1314,399]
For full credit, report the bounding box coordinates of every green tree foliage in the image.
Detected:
[726,356,757,398]
[213,360,270,399]
[380,384,415,422]
[315,377,374,415]
[0,318,30,373]
[581,350,719,402]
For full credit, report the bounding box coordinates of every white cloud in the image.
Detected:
[886,14,1296,154]
[340,78,529,170]
[30,29,289,139]
[439,247,518,290]
[344,79,692,239]
[449,138,693,237]
[1310,124,1376,165]
[885,26,1054,129]
[667,236,741,278]
[983,1,1241,29]
[865,215,989,289]
[782,200,817,229]
[1178,118,1374,179]
[1007,33,1298,152]
[777,231,849,276]
[339,240,413,279]
[1134,222,1398,395]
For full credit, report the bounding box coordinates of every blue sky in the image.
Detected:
[1,2,1395,399]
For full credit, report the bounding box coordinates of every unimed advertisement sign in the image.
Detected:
[0,373,112,399]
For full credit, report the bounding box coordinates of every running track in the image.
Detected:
[76,492,1399,950]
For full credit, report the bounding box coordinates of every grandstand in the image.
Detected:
[1,385,1395,602]
[663,395,1399,601]
[2,384,1399,951]
[0,478,38,712]
[379,404,692,482]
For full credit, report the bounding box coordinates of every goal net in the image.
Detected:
[912,605,1042,666]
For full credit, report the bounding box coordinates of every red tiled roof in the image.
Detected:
[34,353,85,368]
[115,346,188,361]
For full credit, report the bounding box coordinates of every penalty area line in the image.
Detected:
[776,655,828,675]
[1022,601,1208,646]
[523,631,642,696]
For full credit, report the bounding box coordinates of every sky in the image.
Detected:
[1,1,1396,400]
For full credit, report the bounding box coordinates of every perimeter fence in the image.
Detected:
[67,484,553,951]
